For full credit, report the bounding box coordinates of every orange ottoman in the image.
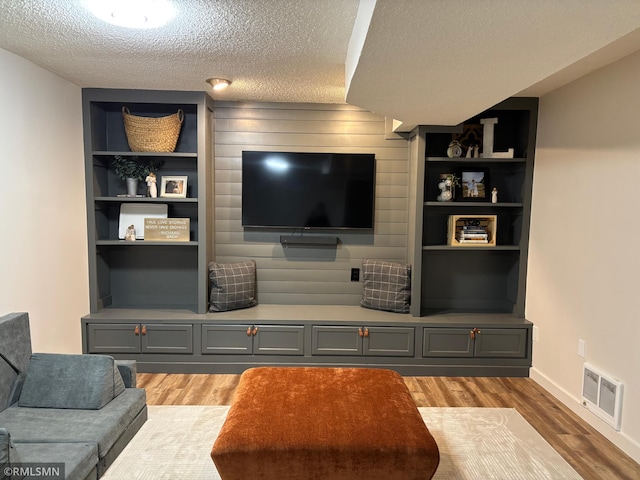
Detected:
[211,367,439,480]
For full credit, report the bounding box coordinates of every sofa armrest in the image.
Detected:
[0,427,22,476]
[115,360,137,388]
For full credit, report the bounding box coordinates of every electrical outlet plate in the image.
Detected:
[351,268,360,281]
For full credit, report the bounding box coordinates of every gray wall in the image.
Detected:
[212,101,409,305]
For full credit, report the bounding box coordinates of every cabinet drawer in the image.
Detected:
[312,326,415,357]
[312,326,362,356]
[253,325,305,356]
[86,323,193,354]
[364,327,415,357]
[141,324,193,354]
[201,325,253,354]
[87,323,141,354]
[423,327,529,358]
[423,328,474,357]
[474,328,528,358]
[201,325,305,355]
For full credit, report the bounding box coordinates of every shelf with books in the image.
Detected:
[448,215,496,247]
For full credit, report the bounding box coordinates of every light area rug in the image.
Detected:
[101,405,582,480]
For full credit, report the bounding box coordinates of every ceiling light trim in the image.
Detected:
[83,0,176,29]
[206,78,232,91]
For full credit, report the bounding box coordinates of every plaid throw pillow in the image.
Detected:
[360,259,411,313]
[209,260,258,312]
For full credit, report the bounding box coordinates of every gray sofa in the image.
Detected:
[0,312,147,480]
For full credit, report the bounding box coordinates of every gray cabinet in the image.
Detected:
[87,323,194,354]
[202,324,305,356]
[423,327,527,358]
[312,326,415,357]
[82,308,532,376]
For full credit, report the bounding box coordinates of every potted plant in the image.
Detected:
[112,155,161,196]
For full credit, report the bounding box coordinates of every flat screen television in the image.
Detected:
[242,151,375,229]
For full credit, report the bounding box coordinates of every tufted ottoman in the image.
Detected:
[211,367,439,480]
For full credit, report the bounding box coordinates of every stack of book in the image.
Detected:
[457,225,489,244]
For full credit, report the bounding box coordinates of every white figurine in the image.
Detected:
[466,145,473,158]
[125,224,137,241]
[491,187,498,204]
[146,172,157,198]
[473,145,479,158]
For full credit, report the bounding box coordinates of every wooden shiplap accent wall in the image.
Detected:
[213,101,409,305]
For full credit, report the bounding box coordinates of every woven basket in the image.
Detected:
[122,107,184,152]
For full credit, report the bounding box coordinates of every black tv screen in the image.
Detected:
[242,151,375,229]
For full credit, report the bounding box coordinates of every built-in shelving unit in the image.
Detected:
[408,97,538,319]
[81,89,213,314]
[80,91,534,377]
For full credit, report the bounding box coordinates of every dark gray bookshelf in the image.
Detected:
[409,97,538,319]
[81,89,214,314]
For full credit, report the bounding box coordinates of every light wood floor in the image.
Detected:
[138,373,639,480]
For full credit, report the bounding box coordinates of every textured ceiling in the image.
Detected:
[1,0,640,128]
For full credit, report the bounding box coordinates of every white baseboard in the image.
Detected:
[530,367,640,464]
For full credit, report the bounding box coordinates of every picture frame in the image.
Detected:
[160,175,188,198]
[458,168,489,201]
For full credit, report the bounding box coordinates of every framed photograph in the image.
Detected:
[160,176,188,198]
[459,168,489,201]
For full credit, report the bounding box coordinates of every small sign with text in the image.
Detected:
[144,218,190,242]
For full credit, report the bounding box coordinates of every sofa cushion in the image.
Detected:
[209,260,258,312]
[19,354,125,410]
[1,389,146,460]
[360,259,411,313]
[13,442,97,480]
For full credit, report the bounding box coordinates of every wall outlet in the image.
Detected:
[578,339,586,358]
[351,268,360,282]
[532,325,539,342]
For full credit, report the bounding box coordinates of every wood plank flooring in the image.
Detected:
[138,373,640,480]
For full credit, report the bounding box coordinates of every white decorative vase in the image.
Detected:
[126,178,138,196]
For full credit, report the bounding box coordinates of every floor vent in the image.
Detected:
[581,363,623,430]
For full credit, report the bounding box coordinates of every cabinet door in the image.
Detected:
[87,323,141,353]
[201,325,253,354]
[141,324,193,354]
[423,328,473,357]
[474,328,528,358]
[312,326,362,356]
[253,325,304,356]
[364,327,415,357]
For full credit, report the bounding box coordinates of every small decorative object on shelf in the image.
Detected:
[448,215,497,247]
[160,176,188,198]
[460,169,489,201]
[437,173,459,202]
[491,187,498,203]
[122,107,184,153]
[112,155,162,197]
[124,225,136,242]
[480,117,514,158]
[144,218,190,242]
[465,145,474,158]
[146,172,158,198]
[446,140,463,158]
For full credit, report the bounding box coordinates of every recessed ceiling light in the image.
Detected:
[83,0,176,29]
[206,78,232,91]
